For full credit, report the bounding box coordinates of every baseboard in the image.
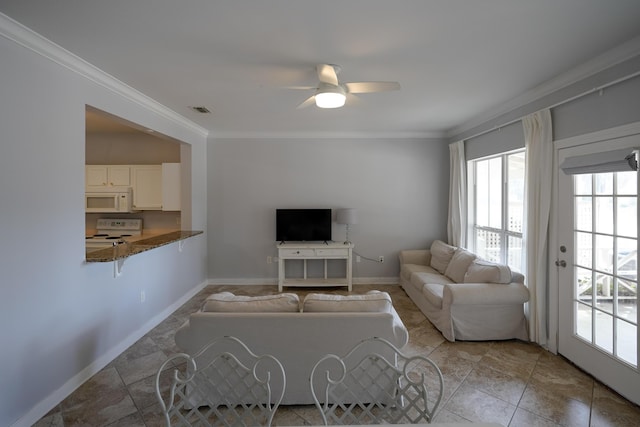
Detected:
[13,279,209,427]
[207,277,399,286]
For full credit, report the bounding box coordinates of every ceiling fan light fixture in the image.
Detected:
[315,85,346,108]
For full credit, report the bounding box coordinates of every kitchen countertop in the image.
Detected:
[85,230,203,262]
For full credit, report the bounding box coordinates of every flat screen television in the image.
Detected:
[276,209,332,242]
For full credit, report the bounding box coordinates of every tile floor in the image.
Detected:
[34,284,640,427]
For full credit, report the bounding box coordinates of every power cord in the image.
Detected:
[354,250,384,263]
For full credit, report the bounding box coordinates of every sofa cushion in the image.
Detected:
[430,240,457,274]
[409,270,454,293]
[463,259,512,284]
[400,263,437,283]
[422,283,445,309]
[444,248,477,283]
[202,292,300,312]
[303,291,392,313]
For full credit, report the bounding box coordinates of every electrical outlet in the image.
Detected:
[378,256,384,263]
[267,256,272,264]
[356,255,361,263]
[140,290,146,303]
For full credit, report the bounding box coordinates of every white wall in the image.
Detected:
[0,22,208,427]
[207,137,449,283]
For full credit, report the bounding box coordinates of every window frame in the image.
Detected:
[468,148,526,271]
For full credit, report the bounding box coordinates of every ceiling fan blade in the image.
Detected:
[296,95,316,109]
[317,64,339,86]
[284,85,318,90]
[344,81,400,93]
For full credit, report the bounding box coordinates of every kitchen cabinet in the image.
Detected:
[85,165,131,187]
[131,165,162,210]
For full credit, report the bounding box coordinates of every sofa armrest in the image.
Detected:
[443,282,530,306]
[398,249,431,266]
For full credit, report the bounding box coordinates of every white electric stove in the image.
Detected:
[86,218,143,250]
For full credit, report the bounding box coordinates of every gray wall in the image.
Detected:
[207,137,449,282]
[0,23,208,427]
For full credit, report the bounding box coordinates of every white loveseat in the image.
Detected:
[399,240,530,342]
[175,291,409,405]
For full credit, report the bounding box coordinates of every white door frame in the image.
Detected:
[551,121,640,404]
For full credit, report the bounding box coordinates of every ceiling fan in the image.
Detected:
[293,64,400,109]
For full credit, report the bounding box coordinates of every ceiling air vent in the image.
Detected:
[190,106,211,114]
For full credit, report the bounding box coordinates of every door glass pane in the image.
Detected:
[575,197,592,232]
[595,197,614,235]
[575,174,592,195]
[617,239,637,280]
[617,279,637,323]
[617,196,637,238]
[595,173,613,195]
[576,267,593,303]
[576,302,592,341]
[596,273,614,314]
[617,320,637,366]
[617,171,637,195]
[595,234,614,273]
[595,311,614,353]
[576,232,592,268]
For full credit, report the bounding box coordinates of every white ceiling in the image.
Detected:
[2,0,640,138]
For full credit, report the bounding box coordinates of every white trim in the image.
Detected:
[448,36,640,139]
[210,130,446,140]
[12,279,209,427]
[0,13,209,138]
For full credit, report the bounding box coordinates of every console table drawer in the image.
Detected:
[315,248,349,256]
[280,249,316,257]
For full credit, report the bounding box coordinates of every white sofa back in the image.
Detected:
[175,307,409,404]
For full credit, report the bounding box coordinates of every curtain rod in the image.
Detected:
[458,70,640,143]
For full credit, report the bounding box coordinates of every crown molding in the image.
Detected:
[208,130,447,140]
[447,35,640,139]
[0,13,209,138]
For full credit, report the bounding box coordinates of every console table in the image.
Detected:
[277,242,353,292]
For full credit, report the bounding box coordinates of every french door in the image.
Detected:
[556,129,640,405]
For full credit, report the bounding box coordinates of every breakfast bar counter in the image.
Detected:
[85,230,203,262]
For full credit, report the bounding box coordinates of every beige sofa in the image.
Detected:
[399,240,530,342]
[175,291,409,405]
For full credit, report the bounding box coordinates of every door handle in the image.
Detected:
[555,260,567,267]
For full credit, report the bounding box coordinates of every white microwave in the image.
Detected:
[85,187,134,213]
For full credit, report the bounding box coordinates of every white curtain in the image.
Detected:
[523,109,553,345]
[447,140,466,247]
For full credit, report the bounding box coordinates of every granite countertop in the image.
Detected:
[85,230,203,262]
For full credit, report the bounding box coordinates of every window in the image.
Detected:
[469,150,525,272]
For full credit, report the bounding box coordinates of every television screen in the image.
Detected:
[276,209,332,242]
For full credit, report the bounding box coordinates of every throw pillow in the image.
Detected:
[463,259,512,284]
[302,290,392,313]
[202,292,300,312]
[444,248,477,283]
[430,240,457,274]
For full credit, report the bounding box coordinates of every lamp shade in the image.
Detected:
[336,208,358,225]
[315,84,346,108]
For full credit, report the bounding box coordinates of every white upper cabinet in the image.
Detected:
[86,164,181,211]
[131,165,162,210]
[85,165,131,187]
